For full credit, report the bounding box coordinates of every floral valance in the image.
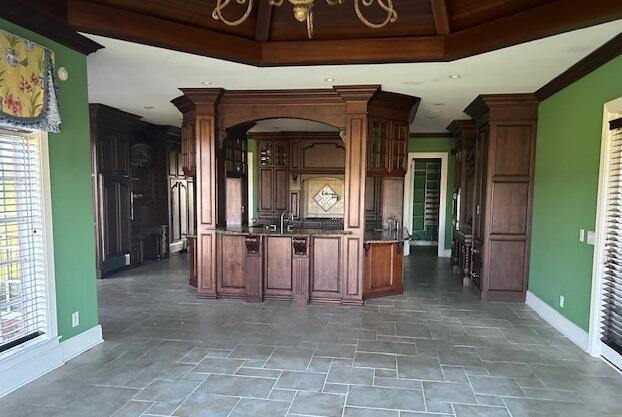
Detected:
[0,29,61,132]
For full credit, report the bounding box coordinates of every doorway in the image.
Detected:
[403,152,448,257]
[589,96,622,370]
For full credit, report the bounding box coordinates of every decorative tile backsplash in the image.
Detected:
[305,177,344,218]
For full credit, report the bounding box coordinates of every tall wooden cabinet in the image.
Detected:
[458,94,538,302]
[168,140,196,253]
[90,105,140,277]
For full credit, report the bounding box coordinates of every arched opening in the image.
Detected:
[221,118,346,230]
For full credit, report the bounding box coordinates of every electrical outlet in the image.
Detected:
[579,229,585,242]
[71,311,79,328]
[559,295,565,309]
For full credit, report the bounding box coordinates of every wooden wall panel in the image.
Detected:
[302,141,346,171]
[198,232,216,297]
[488,240,527,292]
[490,182,529,235]
[264,236,293,298]
[493,125,532,176]
[218,234,246,296]
[311,237,341,301]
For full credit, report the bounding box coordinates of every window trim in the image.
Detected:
[589,97,622,365]
[0,130,57,361]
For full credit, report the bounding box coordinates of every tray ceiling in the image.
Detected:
[64,0,622,65]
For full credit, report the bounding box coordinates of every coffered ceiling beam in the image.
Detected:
[430,0,451,35]
[446,0,622,61]
[67,0,261,65]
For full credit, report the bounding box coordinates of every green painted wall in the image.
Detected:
[0,19,98,341]
[529,55,622,331]
[408,137,455,250]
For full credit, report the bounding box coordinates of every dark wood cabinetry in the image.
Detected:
[90,105,139,277]
[168,141,196,253]
[365,177,383,230]
[367,119,409,177]
[448,120,476,283]
[258,139,290,219]
[91,104,195,277]
[457,94,538,302]
[255,132,345,220]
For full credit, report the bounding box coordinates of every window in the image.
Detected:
[0,129,50,353]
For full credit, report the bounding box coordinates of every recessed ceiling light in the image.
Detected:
[144,106,154,110]
[201,81,212,85]
[325,77,335,82]
[449,74,461,79]
[432,103,445,106]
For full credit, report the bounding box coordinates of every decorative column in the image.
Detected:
[172,89,224,299]
[335,86,379,305]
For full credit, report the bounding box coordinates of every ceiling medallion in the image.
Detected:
[212,0,398,39]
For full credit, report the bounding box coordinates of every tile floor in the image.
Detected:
[2,248,622,416]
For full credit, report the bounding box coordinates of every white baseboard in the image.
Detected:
[62,324,103,361]
[526,291,589,351]
[0,325,103,398]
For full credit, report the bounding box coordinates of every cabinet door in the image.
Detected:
[274,168,289,212]
[179,180,189,239]
[364,242,403,298]
[368,120,389,174]
[390,123,408,175]
[118,179,131,254]
[187,179,195,236]
[264,236,293,298]
[310,237,341,301]
[259,141,273,167]
[259,168,273,214]
[101,175,118,260]
[274,142,289,167]
[170,179,181,242]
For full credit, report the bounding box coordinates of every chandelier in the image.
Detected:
[212,0,398,39]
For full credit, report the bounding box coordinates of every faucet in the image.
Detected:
[280,210,294,233]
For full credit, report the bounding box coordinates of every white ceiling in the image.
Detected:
[84,20,622,133]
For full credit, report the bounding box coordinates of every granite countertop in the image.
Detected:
[364,227,411,243]
[217,226,351,237]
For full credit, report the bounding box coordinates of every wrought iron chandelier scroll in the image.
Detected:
[212,0,398,39]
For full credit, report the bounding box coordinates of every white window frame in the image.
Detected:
[0,130,58,363]
[403,152,449,257]
[589,96,622,369]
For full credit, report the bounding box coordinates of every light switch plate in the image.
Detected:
[71,311,79,328]
[579,229,585,242]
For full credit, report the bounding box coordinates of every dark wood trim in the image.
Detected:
[410,132,451,138]
[67,0,262,65]
[255,1,273,42]
[64,0,622,66]
[445,0,622,63]
[430,0,451,35]
[248,131,340,140]
[1,0,103,54]
[536,33,622,101]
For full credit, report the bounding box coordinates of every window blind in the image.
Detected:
[602,118,622,355]
[0,129,47,352]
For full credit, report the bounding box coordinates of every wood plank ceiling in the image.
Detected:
[56,0,622,65]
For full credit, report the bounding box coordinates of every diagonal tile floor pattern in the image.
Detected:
[2,248,622,416]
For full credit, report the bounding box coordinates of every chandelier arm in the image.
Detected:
[269,0,285,5]
[212,0,254,26]
[354,0,398,29]
[325,0,343,5]
[307,8,314,39]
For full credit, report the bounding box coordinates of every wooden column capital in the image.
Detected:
[172,88,224,118]
[334,85,380,113]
